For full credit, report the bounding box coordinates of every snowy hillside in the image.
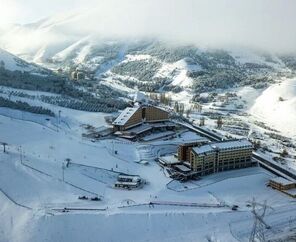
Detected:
[1,11,296,138]
[155,58,202,88]
[52,37,92,64]
[0,11,295,95]
[0,13,84,63]
[1,5,296,242]
[227,48,287,70]
[0,97,295,242]
[251,79,296,137]
[0,48,45,73]
[46,39,293,94]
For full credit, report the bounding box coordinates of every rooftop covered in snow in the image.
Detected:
[179,138,210,145]
[192,139,253,155]
[174,164,192,173]
[158,154,180,165]
[270,177,295,186]
[112,107,140,126]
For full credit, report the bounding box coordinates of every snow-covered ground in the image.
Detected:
[0,96,295,241]
[155,58,201,88]
[167,76,296,174]
[0,8,295,241]
[0,48,41,73]
[227,47,286,70]
[250,78,296,138]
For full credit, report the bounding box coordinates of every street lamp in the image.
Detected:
[19,145,23,164]
[62,158,71,182]
[58,110,61,125]
[62,162,65,182]
[57,110,62,132]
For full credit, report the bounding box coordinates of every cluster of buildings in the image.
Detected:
[70,68,86,81]
[110,92,296,196]
[160,139,254,180]
[112,92,254,180]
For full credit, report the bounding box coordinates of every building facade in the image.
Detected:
[143,106,169,123]
[177,139,209,162]
[113,105,169,131]
[269,177,295,190]
[190,139,253,176]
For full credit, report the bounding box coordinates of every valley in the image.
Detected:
[0,11,296,242]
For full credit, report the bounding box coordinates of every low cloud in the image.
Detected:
[85,0,296,53]
[1,0,296,54]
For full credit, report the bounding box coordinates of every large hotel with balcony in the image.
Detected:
[189,139,253,176]
[159,139,253,180]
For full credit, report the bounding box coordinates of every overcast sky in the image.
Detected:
[0,0,296,53]
[0,0,94,24]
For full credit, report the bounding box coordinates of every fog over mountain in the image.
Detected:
[1,0,296,54]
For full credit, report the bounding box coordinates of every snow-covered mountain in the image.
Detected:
[0,48,48,73]
[1,12,295,93]
[0,12,98,63]
[1,10,296,242]
[1,12,296,125]
[251,79,296,137]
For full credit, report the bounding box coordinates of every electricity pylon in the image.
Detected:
[249,198,271,242]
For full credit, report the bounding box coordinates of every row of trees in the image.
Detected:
[0,67,130,113]
[0,96,55,116]
[40,95,126,113]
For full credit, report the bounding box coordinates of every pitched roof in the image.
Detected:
[112,107,141,126]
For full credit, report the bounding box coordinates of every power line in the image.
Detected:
[249,198,271,242]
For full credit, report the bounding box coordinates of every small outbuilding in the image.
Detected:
[269,177,296,198]
[114,174,144,190]
[269,177,295,191]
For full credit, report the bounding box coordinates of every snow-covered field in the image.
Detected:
[0,7,295,242]
[0,97,295,241]
[0,46,296,240]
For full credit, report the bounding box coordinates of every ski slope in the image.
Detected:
[0,100,295,241]
[250,78,296,137]
[155,58,201,88]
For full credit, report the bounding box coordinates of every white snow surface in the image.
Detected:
[123,54,152,62]
[0,48,39,72]
[0,97,295,241]
[250,79,296,137]
[227,48,286,69]
[52,36,91,63]
[155,58,201,88]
